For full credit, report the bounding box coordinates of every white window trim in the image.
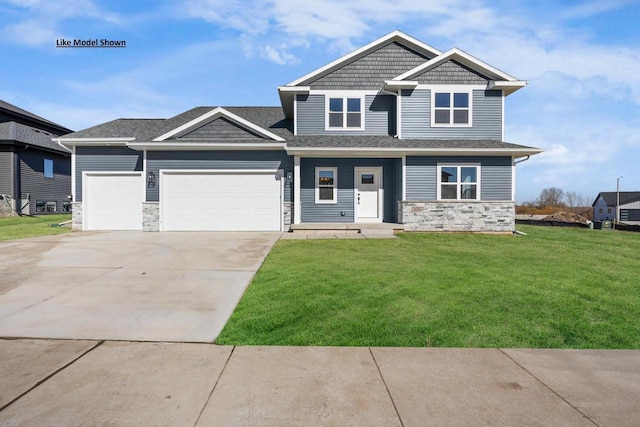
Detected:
[436,164,481,201]
[315,167,338,204]
[325,94,365,131]
[430,88,473,128]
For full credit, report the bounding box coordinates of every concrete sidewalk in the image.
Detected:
[1,339,638,426]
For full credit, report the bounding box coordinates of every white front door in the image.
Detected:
[355,167,382,222]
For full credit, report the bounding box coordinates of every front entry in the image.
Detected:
[355,167,383,222]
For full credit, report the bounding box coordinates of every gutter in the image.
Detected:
[514,155,530,164]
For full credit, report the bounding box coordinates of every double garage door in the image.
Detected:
[83,171,282,231]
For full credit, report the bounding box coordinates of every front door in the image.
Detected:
[355,167,382,222]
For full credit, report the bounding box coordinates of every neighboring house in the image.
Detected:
[0,100,72,216]
[592,192,640,225]
[55,30,542,232]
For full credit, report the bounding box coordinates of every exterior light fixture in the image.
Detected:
[147,171,156,187]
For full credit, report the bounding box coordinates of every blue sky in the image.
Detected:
[1,0,639,203]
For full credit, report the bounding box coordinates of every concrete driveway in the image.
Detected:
[0,231,280,342]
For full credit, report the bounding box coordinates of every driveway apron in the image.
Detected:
[0,231,280,342]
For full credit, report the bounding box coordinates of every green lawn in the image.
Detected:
[0,214,72,241]
[217,226,640,348]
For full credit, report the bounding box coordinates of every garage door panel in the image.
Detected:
[84,174,143,231]
[161,172,281,231]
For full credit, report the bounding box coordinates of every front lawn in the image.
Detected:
[0,214,72,241]
[217,226,640,348]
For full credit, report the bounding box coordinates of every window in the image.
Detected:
[44,158,54,178]
[433,91,471,126]
[315,167,337,203]
[438,165,480,200]
[607,208,612,213]
[36,200,57,213]
[327,96,363,129]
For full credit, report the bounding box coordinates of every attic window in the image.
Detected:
[326,96,364,130]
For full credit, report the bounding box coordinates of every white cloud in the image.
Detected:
[0,0,121,47]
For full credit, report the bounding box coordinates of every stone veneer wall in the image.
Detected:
[399,201,515,232]
[283,202,293,231]
[143,202,159,232]
[0,198,12,217]
[71,202,82,230]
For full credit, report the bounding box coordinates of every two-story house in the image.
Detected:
[55,31,542,232]
[1,100,72,216]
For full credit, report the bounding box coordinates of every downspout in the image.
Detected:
[512,155,530,204]
[379,88,400,138]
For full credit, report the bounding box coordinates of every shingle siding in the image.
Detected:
[415,60,489,84]
[401,89,502,139]
[146,150,293,203]
[18,150,71,214]
[405,156,512,201]
[300,158,397,223]
[296,94,395,136]
[306,42,432,90]
[173,117,265,140]
[75,146,142,201]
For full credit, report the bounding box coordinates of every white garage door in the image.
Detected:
[161,170,282,231]
[83,173,143,231]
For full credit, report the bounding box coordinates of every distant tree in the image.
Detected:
[565,191,579,208]
[537,187,565,207]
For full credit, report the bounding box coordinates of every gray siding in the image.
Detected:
[415,60,489,84]
[146,150,293,202]
[406,156,512,201]
[0,150,13,196]
[297,94,395,136]
[173,117,265,140]
[18,150,71,214]
[401,89,502,139]
[307,42,432,90]
[300,158,397,223]
[75,146,142,202]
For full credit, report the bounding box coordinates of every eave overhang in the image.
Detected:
[285,146,544,159]
[277,86,310,119]
[126,142,287,151]
[53,137,134,149]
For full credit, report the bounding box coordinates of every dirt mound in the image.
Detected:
[542,211,590,224]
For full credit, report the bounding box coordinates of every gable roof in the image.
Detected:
[594,192,640,206]
[389,48,527,95]
[0,99,72,135]
[153,107,284,142]
[284,30,442,88]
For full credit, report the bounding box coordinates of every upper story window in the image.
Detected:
[437,164,480,200]
[44,158,54,178]
[432,91,472,127]
[326,96,364,130]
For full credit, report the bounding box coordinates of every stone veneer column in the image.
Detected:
[400,201,515,232]
[283,202,293,231]
[71,202,83,230]
[142,202,159,232]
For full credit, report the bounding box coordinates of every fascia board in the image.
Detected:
[285,30,442,87]
[127,142,287,151]
[286,146,544,157]
[383,80,419,91]
[52,137,134,146]
[393,48,519,82]
[153,107,285,142]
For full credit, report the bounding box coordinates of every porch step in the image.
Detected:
[290,223,403,235]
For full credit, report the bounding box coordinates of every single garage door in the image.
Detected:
[83,172,143,230]
[161,170,282,231]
